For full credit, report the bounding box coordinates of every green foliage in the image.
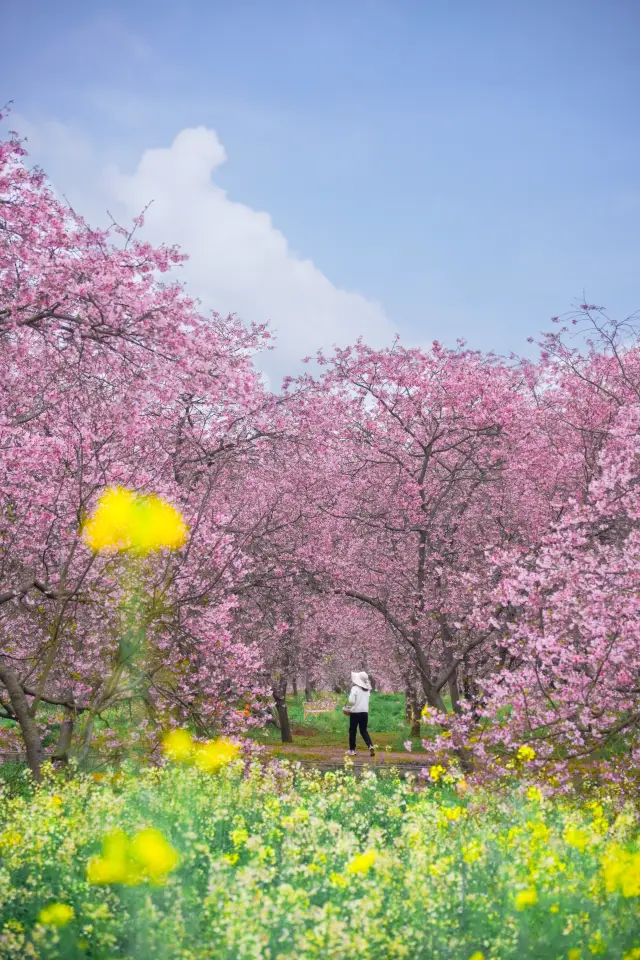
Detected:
[0,760,32,800]
[253,692,429,751]
[0,760,639,959]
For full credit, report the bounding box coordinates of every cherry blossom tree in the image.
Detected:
[282,342,545,724]
[4,107,638,785]
[464,310,640,781]
[0,117,271,777]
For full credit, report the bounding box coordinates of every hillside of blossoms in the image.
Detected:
[1,112,639,959]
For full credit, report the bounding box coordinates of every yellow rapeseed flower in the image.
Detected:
[526,820,551,844]
[82,486,136,552]
[329,872,349,888]
[230,828,249,847]
[86,827,178,886]
[86,829,135,886]
[430,764,446,782]
[517,745,536,762]
[82,486,187,554]
[194,738,240,772]
[514,886,538,910]
[469,953,485,960]
[346,850,378,875]
[527,786,543,802]
[130,828,180,883]
[568,949,582,960]
[130,495,188,553]
[601,844,640,897]
[462,839,484,864]
[38,903,75,927]
[564,824,589,853]
[442,805,465,822]
[0,829,22,851]
[162,728,194,762]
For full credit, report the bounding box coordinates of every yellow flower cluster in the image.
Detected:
[161,729,240,772]
[82,486,187,554]
[38,902,74,927]
[564,823,590,853]
[2,760,639,958]
[0,829,22,851]
[600,844,640,898]
[517,745,536,762]
[345,850,378,875]
[514,885,538,910]
[86,827,179,886]
[430,764,446,782]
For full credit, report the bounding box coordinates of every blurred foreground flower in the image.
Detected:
[162,728,194,762]
[82,486,187,554]
[564,823,590,852]
[87,827,179,887]
[162,730,240,772]
[514,886,538,910]
[601,844,640,897]
[131,829,180,883]
[38,903,74,927]
[346,850,378,875]
[194,738,240,772]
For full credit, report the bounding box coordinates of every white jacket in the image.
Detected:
[348,685,370,713]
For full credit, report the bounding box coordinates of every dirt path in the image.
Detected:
[263,744,428,768]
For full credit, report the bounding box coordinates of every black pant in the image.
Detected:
[349,712,372,750]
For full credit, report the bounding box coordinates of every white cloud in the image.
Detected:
[12,116,398,383]
[106,127,396,382]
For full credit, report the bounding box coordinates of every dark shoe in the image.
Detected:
[369,746,375,758]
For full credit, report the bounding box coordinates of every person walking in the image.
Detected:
[345,671,375,757]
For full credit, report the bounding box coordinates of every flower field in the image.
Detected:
[1,756,639,959]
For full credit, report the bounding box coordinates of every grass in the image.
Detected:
[0,692,443,789]
[249,692,430,753]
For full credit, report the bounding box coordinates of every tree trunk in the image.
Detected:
[462,669,483,722]
[405,681,421,738]
[0,661,43,781]
[51,707,74,764]
[413,644,447,712]
[439,614,462,714]
[304,678,314,702]
[272,679,292,743]
[292,676,298,697]
[77,713,97,766]
[448,667,461,715]
[273,692,292,743]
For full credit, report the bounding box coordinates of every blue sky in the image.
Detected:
[3,0,639,381]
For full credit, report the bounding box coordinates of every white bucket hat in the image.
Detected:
[351,671,372,690]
